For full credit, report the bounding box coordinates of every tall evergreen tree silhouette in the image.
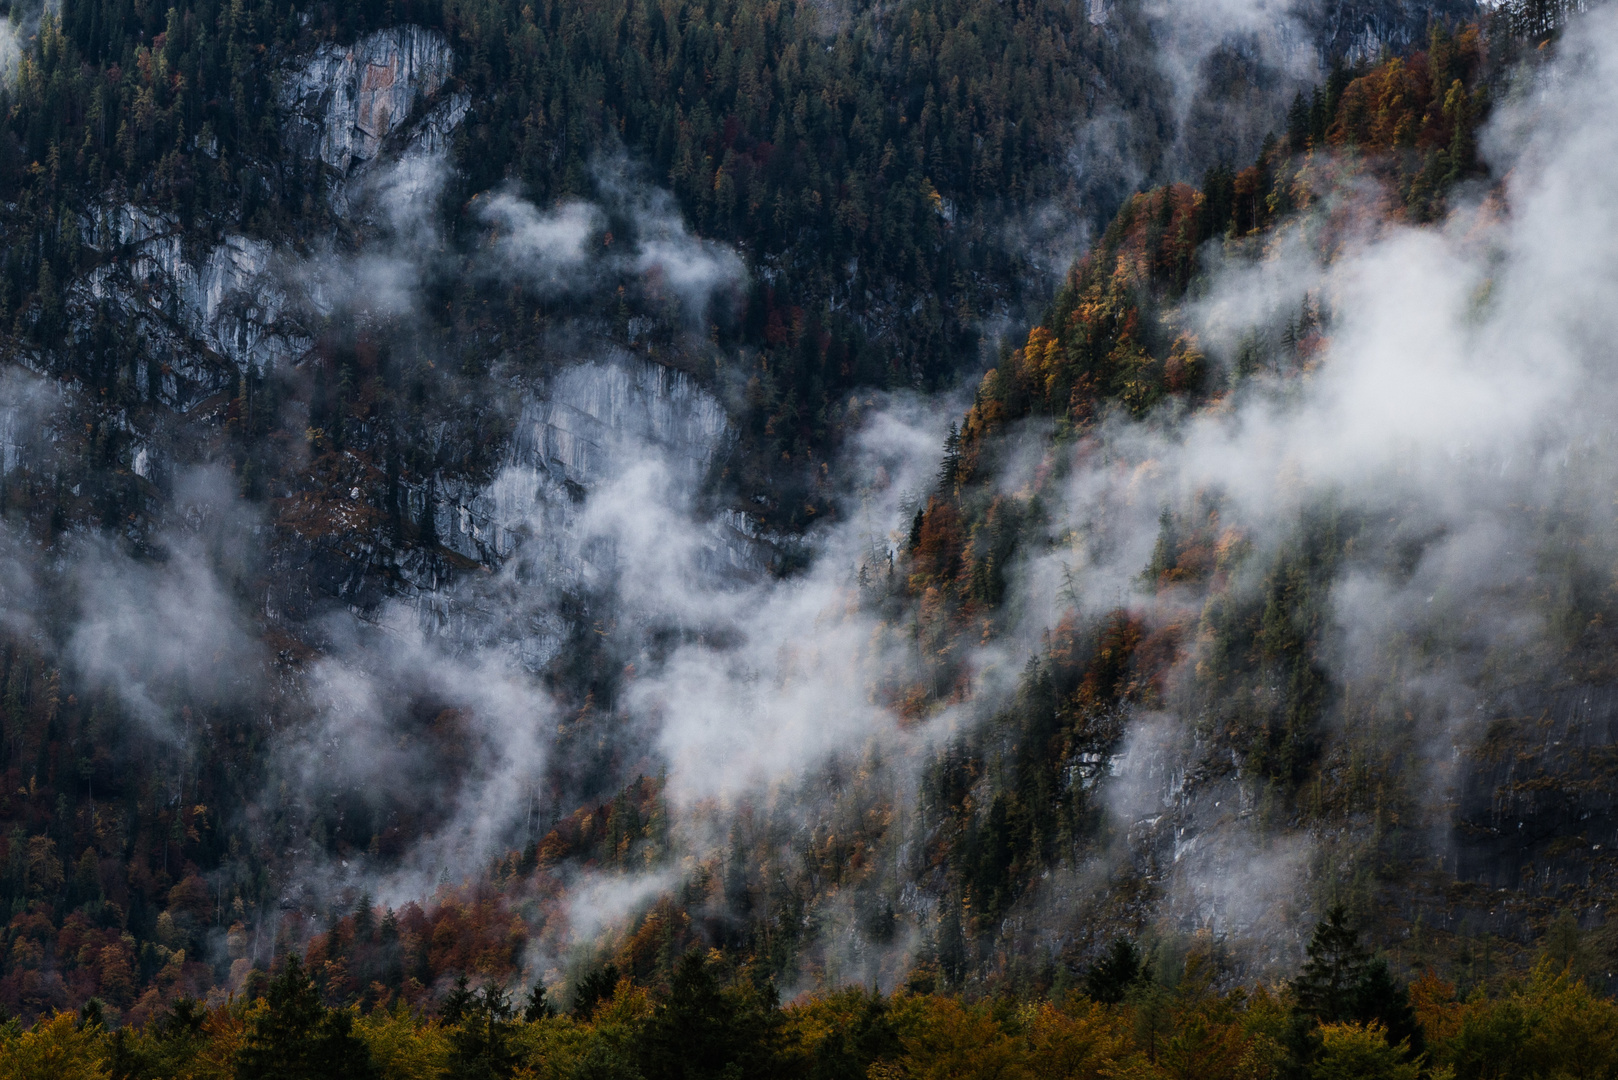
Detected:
[235,955,377,1080]
[1294,905,1370,1021]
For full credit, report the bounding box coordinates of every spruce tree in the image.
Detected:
[523,982,555,1022]
[1292,906,1420,1056]
[1352,957,1424,1058]
[1085,938,1144,1004]
[446,983,519,1080]
[1292,905,1369,1021]
[441,974,475,1025]
[1287,92,1311,149]
[570,964,621,1020]
[638,952,784,1080]
[938,423,962,489]
[235,955,378,1080]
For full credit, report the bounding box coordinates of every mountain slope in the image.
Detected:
[6,0,1610,1033]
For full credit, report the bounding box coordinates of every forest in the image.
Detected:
[5,909,1618,1079]
[0,0,1615,1070]
[0,0,1167,1020]
[0,0,1171,533]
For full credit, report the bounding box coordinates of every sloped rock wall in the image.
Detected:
[1303,0,1480,61]
[281,26,456,173]
[82,200,306,383]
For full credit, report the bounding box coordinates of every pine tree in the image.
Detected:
[1084,938,1144,1004]
[570,964,621,1020]
[235,955,378,1080]
[353,893,376,942]
[441,974,475,1026]
[1287,92,1311,149]
[637,952,785,1080]
[523,982,555,1022]
[938,423,962,489]
[1291,906,1422,1056]
[1293,906,1369,1022]
[1351,958,1424,1058]
[908,507,926,552]
[1143,508,1178,586]
[446,983,519,1080]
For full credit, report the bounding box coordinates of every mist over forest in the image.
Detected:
[0,0,1616,1076]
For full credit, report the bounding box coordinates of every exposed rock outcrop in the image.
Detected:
[57,24,764,675]
[513,358,731,490]
[415,356,733,571]
[64,27,466,390]
[281,26,457,174]
[1301,0,1480,61]
[81,200,305,387]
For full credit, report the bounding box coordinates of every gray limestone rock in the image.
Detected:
[281,25,456,174]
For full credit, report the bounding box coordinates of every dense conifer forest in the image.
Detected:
[1,0,1617,1075]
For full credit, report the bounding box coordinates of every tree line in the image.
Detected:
[5,908,1617,1080]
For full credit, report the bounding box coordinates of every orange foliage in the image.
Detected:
[1410,969,1463,1044]
[909,497,964,591]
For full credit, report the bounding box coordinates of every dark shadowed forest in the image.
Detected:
[2,0,1618,1076]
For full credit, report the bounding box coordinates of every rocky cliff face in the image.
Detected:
[80,202,302,402]
[390,353,755,674]
[52,24,759,667]
[280,26,457,174]
[65,27,466,409]
[417,355,735,574]
[1304,0,1481,60]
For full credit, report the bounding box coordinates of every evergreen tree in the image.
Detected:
[235,955,378,1080]
[1287,92,1311,148]
[522,982,555,1022]
[354,893,376,942]
[441,974,475,1026]
[1085,938,1145,1004]
[1292,907,1420,1057]
[1293,906,1370,1022]
[1351,958,1424,1059]
[638,952,785,1080]
[801,989,900,1080]
[446,983,519,1080]
[571,964,622,1020]
[938,424,962,489]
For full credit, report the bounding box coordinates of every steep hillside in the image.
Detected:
[6,0,1614,1055]
[0,0,1187,1019]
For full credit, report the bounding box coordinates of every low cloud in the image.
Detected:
[1145,0,1318,177]
[280,604,558,902]
[478,153,746,323]
[0,2,43,87]
[478,194,603,290]
[293,153,454,320]
[1005,5,1618,948]
[69,540,262,745]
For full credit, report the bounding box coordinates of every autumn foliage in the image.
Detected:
[4,945,1617,1080]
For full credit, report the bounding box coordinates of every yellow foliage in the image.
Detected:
[1021,325,1063,403]
[1311,1022,1419,1080]
[593,977,654,1026]
[1024,999,1137,1079]
[187,999,261,1080]
[887,996,1027,1080]
[359,1002,451,1080]
[1410,970,1462,1045]
[1514,962,1618,1079]
[510,1016,591,1080]
[1155,1014,1264,1080]
[1428,961,1618,1079]
[785,988,888,1067]
[539,981,653,1080]
[0,1011,108,1080]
